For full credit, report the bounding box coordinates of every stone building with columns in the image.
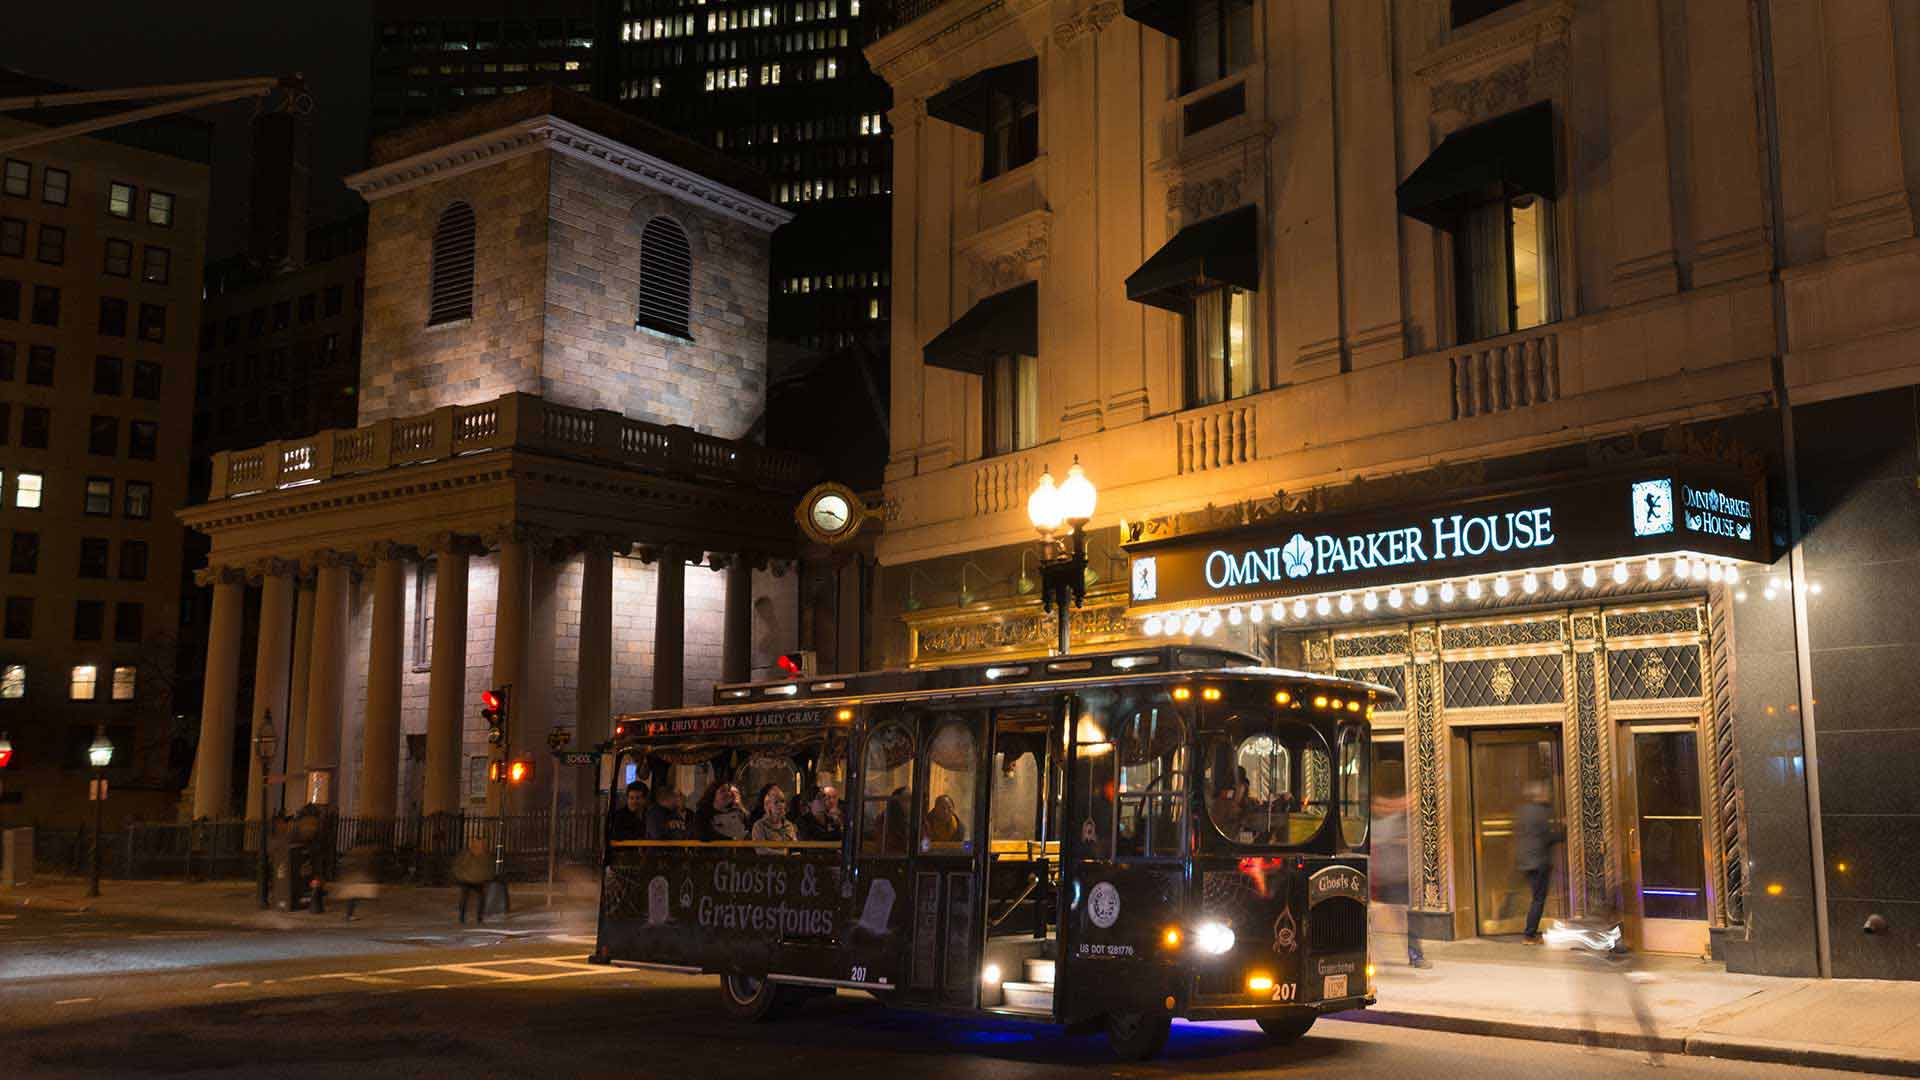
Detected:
[178,88,808,823]
[868,0,1920,981]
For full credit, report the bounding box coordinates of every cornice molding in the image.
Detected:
[344,115,794,233]
[1412,0,1573,83]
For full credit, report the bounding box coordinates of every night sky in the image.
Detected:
[0,1,376,259]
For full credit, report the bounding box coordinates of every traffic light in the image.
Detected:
[774,651,816,678]
[481,686,511,746]
[488,760,505,783]
[0,731,12,770]
[508,758,533,784]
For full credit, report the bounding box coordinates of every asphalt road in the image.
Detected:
[0,908,1870,1079]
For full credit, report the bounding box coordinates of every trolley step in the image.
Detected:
[1001,980,1055,1012]
[1023,958,1056,986]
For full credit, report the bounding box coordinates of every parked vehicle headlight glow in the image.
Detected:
[1195,921,1236,955]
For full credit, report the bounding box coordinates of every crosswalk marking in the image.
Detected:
[279,953,620,990]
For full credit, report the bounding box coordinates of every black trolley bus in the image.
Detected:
[592,645,1392,1060]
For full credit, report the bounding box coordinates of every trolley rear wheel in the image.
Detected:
[719,973,783,1022]
[1256,1014,1316,1044]
[1104,1011,1172,1061]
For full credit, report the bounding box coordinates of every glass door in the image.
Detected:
[1620,724,1710,955]
[1467,728,1566,936]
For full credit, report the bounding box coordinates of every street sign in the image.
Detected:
[556,751,602,767]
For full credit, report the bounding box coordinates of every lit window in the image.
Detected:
[15,471,42,509]
[1185,286,1254,407]
[1181,0,1254,94]
[868,298,880,320]
[43,167,69,206]
[2,160,27,198]
[0,663,22,698]
[84,477,113,516]
[112,665,135,701]
[108,182,135,219]
[1454,193,1554,343]
[69,664,97,701]
[147,191,175,227]
[985,354,1038,457]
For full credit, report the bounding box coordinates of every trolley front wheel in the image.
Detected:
[1104,1011,1172,1061]
[1256,1013,1316,1044]
[719,973,783,1022]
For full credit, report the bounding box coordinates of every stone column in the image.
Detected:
[521,547,560,816]
[302,554,353,807]
[244,563,297,823]
[576,540,614,805]
[488,531,530,815]
[191,567,247,821]
[722,553,755,685]
[424,542,471,816]
[358,545,409,820]
[282,573,316,810]
[650,546,686,709]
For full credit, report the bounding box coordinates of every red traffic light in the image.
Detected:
[481,689,503,711]
[776,654,801,676]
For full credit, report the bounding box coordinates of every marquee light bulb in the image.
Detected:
[1293,599,1309,619]
[1387,588,1404,609]
[1314,596,1332,617]
[1550,569,1568,591]
[1523,572,1540,595]
[1272,601,1287,622]
[1249,603,1265,624]
[1493,576,1511,598]
[1611,563,1629,585]
[1465,579,1482,601]
[1675,557,1692,580]
[1202,611,1222,636]
[1143,616,1163,637]
[1183,612,1202,635]
[1708,563,1724,583]
[1645,557,1663,581]
[1438,582,1454,604]
[1724,565,1741,588]
[1338,594,1355,615]
[1228,606,1243,626]
[1412,585,1430,606]
[1363,591,1379,612]
[1577,565,1594,588]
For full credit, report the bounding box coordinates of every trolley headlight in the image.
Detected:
[1195,921,1236,955]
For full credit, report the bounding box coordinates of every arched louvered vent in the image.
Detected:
[428,201,477,326]
[636,215,693,339]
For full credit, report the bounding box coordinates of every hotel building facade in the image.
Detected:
[867,0,1920,980]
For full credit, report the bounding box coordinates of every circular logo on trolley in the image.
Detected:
[1087,882,1122,929]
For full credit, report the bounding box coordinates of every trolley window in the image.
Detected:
[923,717,977,852]
[861,722,915,856]
[1204,717,1333,846]
[1338,725,1370,848]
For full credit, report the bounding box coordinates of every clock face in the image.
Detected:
[811,493,852,535]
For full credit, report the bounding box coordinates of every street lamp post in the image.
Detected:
[253,711,278,909]
[85,727,113,898]
[1027,457,1098,656]
[546,725,569,907]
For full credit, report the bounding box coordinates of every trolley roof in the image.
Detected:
[608,645,1396,735]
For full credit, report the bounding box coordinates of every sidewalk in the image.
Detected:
[1347,933,1920,1076]
[0,875,600,932]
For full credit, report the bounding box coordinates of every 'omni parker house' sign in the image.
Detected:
[1126,464,1767,611]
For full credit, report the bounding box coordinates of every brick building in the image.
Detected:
[0,84,211,827]
[179,88,807,822]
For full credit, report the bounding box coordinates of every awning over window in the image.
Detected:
[1396,101,1557,229]
[1124,204,1260,312]
[926,58,1038,133]
[922,281,1038,376]
[1122,0,1188,38]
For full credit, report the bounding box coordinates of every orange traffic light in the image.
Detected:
[508,759,532,784]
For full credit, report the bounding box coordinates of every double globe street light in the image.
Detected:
[85,726,113,898]
[1026,457,1098,656]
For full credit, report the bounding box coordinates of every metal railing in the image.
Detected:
[32,812,608,883]
[208,392,812,500]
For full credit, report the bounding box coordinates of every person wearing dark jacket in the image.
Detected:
[1516,781,1566,943]
[609,782,649,842]
[795,789,843,843]
[645,789,691,840]
[695,781,750,841]
[452,838,495,925]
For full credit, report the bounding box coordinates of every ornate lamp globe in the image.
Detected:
[1057,457,1096,526]
[1027,467,1064,536]
[87,728,114,769]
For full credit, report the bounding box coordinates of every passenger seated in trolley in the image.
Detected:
[695,781,750,841]
[923,793,967,847]
[646,787,691,841]
[750,785,798,852]
[796,788,842,842]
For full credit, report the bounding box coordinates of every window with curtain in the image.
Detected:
[427,201,477,325]
[636,216,693,339]
[860,722,915,856]
[1453,193,1553,344]
[1181,0,1253,94]
[984,353,1036,457]
[1184,286,1253,408]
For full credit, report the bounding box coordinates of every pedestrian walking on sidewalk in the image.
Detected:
[453,838,494,925]
[335,845,381,921]
[1515,781,1564,944]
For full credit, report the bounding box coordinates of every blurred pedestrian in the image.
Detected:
[336,844,381,921]
[453,837,494,925]
[1515,780,1565,944]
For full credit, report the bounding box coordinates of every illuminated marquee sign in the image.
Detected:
[1128,464,1766,610]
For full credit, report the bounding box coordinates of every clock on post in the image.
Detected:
[796,481,867,546]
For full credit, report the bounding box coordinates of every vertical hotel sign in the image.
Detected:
[1126,465,1764,610]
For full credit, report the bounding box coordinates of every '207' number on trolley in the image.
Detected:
[851,965,869,983]
[1270,982,1298,1002]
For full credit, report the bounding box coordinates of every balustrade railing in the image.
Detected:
[210,392,811,499]
[1178,401,1257,474]
[1447,327,1561,419]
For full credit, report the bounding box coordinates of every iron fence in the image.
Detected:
[30,812,607,883]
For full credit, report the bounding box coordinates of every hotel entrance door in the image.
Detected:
[1619,724,1710,955]
[1468,728,1566,936]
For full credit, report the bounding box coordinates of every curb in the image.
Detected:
[1334,1008,1920,1077]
